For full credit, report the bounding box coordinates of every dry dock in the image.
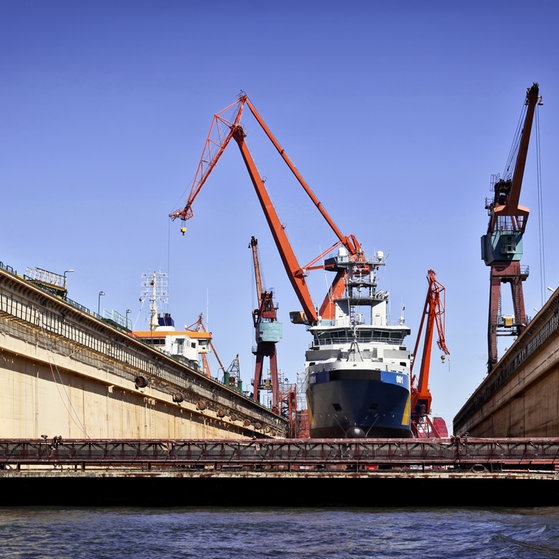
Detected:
[1,437,558,507]
[454,286,559,437]
[0,263,287,440]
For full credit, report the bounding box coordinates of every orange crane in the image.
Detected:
[185,313,226,378]
[410,269,450,437]
[481,83,542,371]
[278,383,299,438]
[249,236,281,411]
[169,93,366,326]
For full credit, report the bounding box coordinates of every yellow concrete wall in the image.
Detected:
[1,350,256,439]
[454,316,559,437]
[0,268,288,441]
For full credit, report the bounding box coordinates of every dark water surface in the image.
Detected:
[1,506,559,558]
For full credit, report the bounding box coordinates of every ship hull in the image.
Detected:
[306,367,412,438]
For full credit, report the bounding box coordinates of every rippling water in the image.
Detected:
[1,507,559,558]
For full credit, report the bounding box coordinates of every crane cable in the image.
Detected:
[503,103,527,180]
[535,107,547,307]
[502,96,546,309]
[167,217,173,307]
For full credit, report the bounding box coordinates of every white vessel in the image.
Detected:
[305,249,413,438]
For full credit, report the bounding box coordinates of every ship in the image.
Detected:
[305,248,413,438]
[131,311,212,374]
[129,272,213,375]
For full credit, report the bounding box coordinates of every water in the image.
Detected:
[1,507,559,559]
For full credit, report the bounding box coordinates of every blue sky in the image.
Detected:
[2,0,558,428]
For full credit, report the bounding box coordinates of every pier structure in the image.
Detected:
[454,287,559,437]
[0,264,288,441]
[1,437,559,506]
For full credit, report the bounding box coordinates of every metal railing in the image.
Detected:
[1,437,558,473]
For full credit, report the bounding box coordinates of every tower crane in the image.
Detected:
[410,269,450,437]
[169,93,367,327]
[481,83,542,371]
[249,236,282,410]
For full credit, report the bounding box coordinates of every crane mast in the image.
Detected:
[249,236,281,411]
[481,83,542,371]
[169,94,367,326]
[410,269,450,436]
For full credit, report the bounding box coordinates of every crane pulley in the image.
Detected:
[169,93,367,326]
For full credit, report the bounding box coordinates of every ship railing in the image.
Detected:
[315,332,403,346]
[0,261,17,276]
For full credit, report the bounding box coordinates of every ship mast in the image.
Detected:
[140,271,168,331]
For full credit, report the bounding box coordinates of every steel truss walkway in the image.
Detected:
[2,437,559,472]
[2,437,559,507]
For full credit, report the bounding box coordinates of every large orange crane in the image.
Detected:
[169,93,366,326]
[410,269,450,437]
[249,235,281,410]
[481,83,542,371]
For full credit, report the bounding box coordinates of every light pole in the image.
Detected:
[97,291,105,315]
[126,308,131,330]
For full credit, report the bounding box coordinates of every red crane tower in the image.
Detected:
[410,269,450,437]
[249,235,282,411]
[481,83,542,371]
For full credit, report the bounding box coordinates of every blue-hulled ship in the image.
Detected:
[305,248,413,438]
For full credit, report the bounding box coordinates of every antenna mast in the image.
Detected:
[140,271,168,330]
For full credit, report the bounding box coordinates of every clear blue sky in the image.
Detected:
[2,0,558,428]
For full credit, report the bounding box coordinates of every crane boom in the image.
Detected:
[250,235,265,300]
[170,99,247,222]
[489,83,540,232]
[232,124,318,324]
[170,94,368,325]
[242,96,363,256]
